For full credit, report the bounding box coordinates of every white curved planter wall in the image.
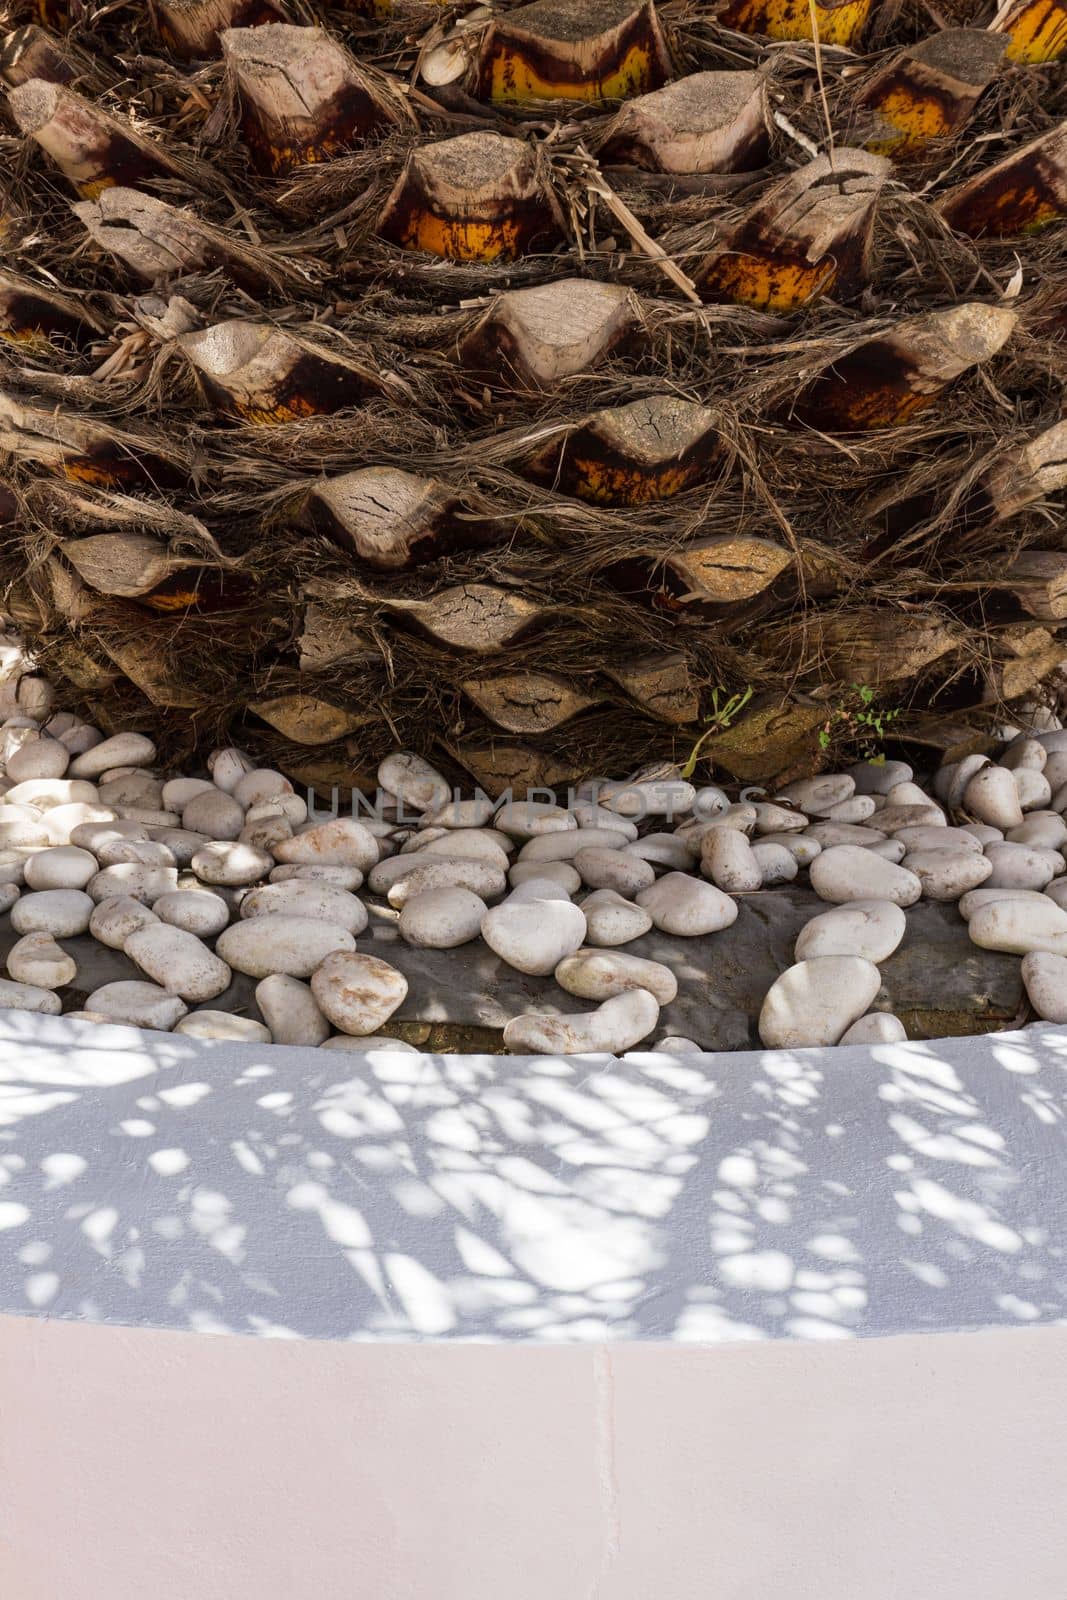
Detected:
[1,1016,1067,1596]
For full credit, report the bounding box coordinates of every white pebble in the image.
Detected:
[11,888,93,936]
[839,1012,908,1045]
[963,766,1024,830]
[255,974,330,1046]
[636,872,739,936]
[968,897,1067,957]
[509,860,581,893]
[240,880,368,935]
[580,889,653,947]
[274,817,379,871]
[84,980,186,1030]
[217,916,356,978]
[191,841,273,887]
[208,747,255,792]
[23,846,98,891]
[481,896,586,974]
[503,988,660,1054]
[378,751,451,815]
[181,788,245,841]
[795,900,906,964]
[573,846,655,895]
[174,1011,272,1043]
[701,828,762,893]
[6,737,69,783]
[759,957,882,1048]
[983,843,1061,890]
[125,923,231,1002]
[70,732,155,778]
[386,857,506,908]
[810,846,921,906]
[0,976,61,1014]
[398,887,487,948]
[311,952,408,1035]
[902,849,993,901]
[7,932,76,989]
[89,895,159,949]
[154,889,231,938]
[555,948,677,1005]
[87,864,178,904]
[1021,951,1067,1023]
[269,863,364,889]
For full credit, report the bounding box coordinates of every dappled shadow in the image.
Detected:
[0,1015,1065,1342]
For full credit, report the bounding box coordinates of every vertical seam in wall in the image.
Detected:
[590,1345,621,1598]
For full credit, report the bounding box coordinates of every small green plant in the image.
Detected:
[818,683,900,758]
[680,686,754,779]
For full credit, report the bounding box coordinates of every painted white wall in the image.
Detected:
[2,1314,1067,1600]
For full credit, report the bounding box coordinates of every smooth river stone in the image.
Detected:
[89,895,159,949]
[1021,952,1067,1023]
[1012,768,1052,812]
[573,846,655,895]
[68,820,147,852]
[319,1035,421,1053]
[84,980,187,1031]
[579,889,654,947]
[398,887,487,948]
[503,988,660,1055]
[125,923,232,1003]
[509,860,581,893]
[181,788,245,841]
[810,846,921,907]
[240,880,368,935]
[794,900,906,964]
[983,842,1062,890]
[0,884,19,913]
[968,897,1067,957]
[23,846,98,891]
[154,887,229,937]
[1007,815,1067,850]
[825,795,877,825]
[1046,880,1067,913]
[273,817,380,872]
[386,858,506,908]
[839,1012,908,1045]
[378,751,451,815]
[481,896,586,975]
[174,1012,272,1043]
[494,802,577,839]
[776,774,855,816]
[11,888,93,936]
[963,766,1023,831]
[255,974,330,1046]
[936,754,989,810]
[804,822,886,849]
[161,778,215,812]
[518,829,626,862]
[866,839,908,864]
[87,864,178,904]
[191,841,273,887]
[571,803,639,839]
[423,798,496,829]
[752,842,798,886]
[5,778,99,811]
[701,829,762,893]
[958,886,1047,920]
[0,813,51,851]
[0,976,61,1014]
[232,769,293,809]
[414,831,510,868]
[70,731,155,778]
[98,772,162,810]
[1002,738,1047,772]
[42,803,116,847]
[752,803,807,835]
[848,759,913,796]
[507,878,572,904]
[207,747,254,793]
[870,804,946,834]
[6,737,69,783]
[7,932,76,989]
[554,949,678,1005]
[758,956,882,1048]
[96,837,176,869]
[269,864,364,890]
[762,832,822,866]
[894,825,983,855]
[310,951,409,1035]
[601,780,695,819]
[217,916,356,979]
[636,873,739,937]
[626,833,698,870]
[901,849,992,901]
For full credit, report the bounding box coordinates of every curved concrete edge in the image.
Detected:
[0,1013,1065,1343]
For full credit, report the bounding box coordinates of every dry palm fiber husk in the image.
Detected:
[0,0,1064,790]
